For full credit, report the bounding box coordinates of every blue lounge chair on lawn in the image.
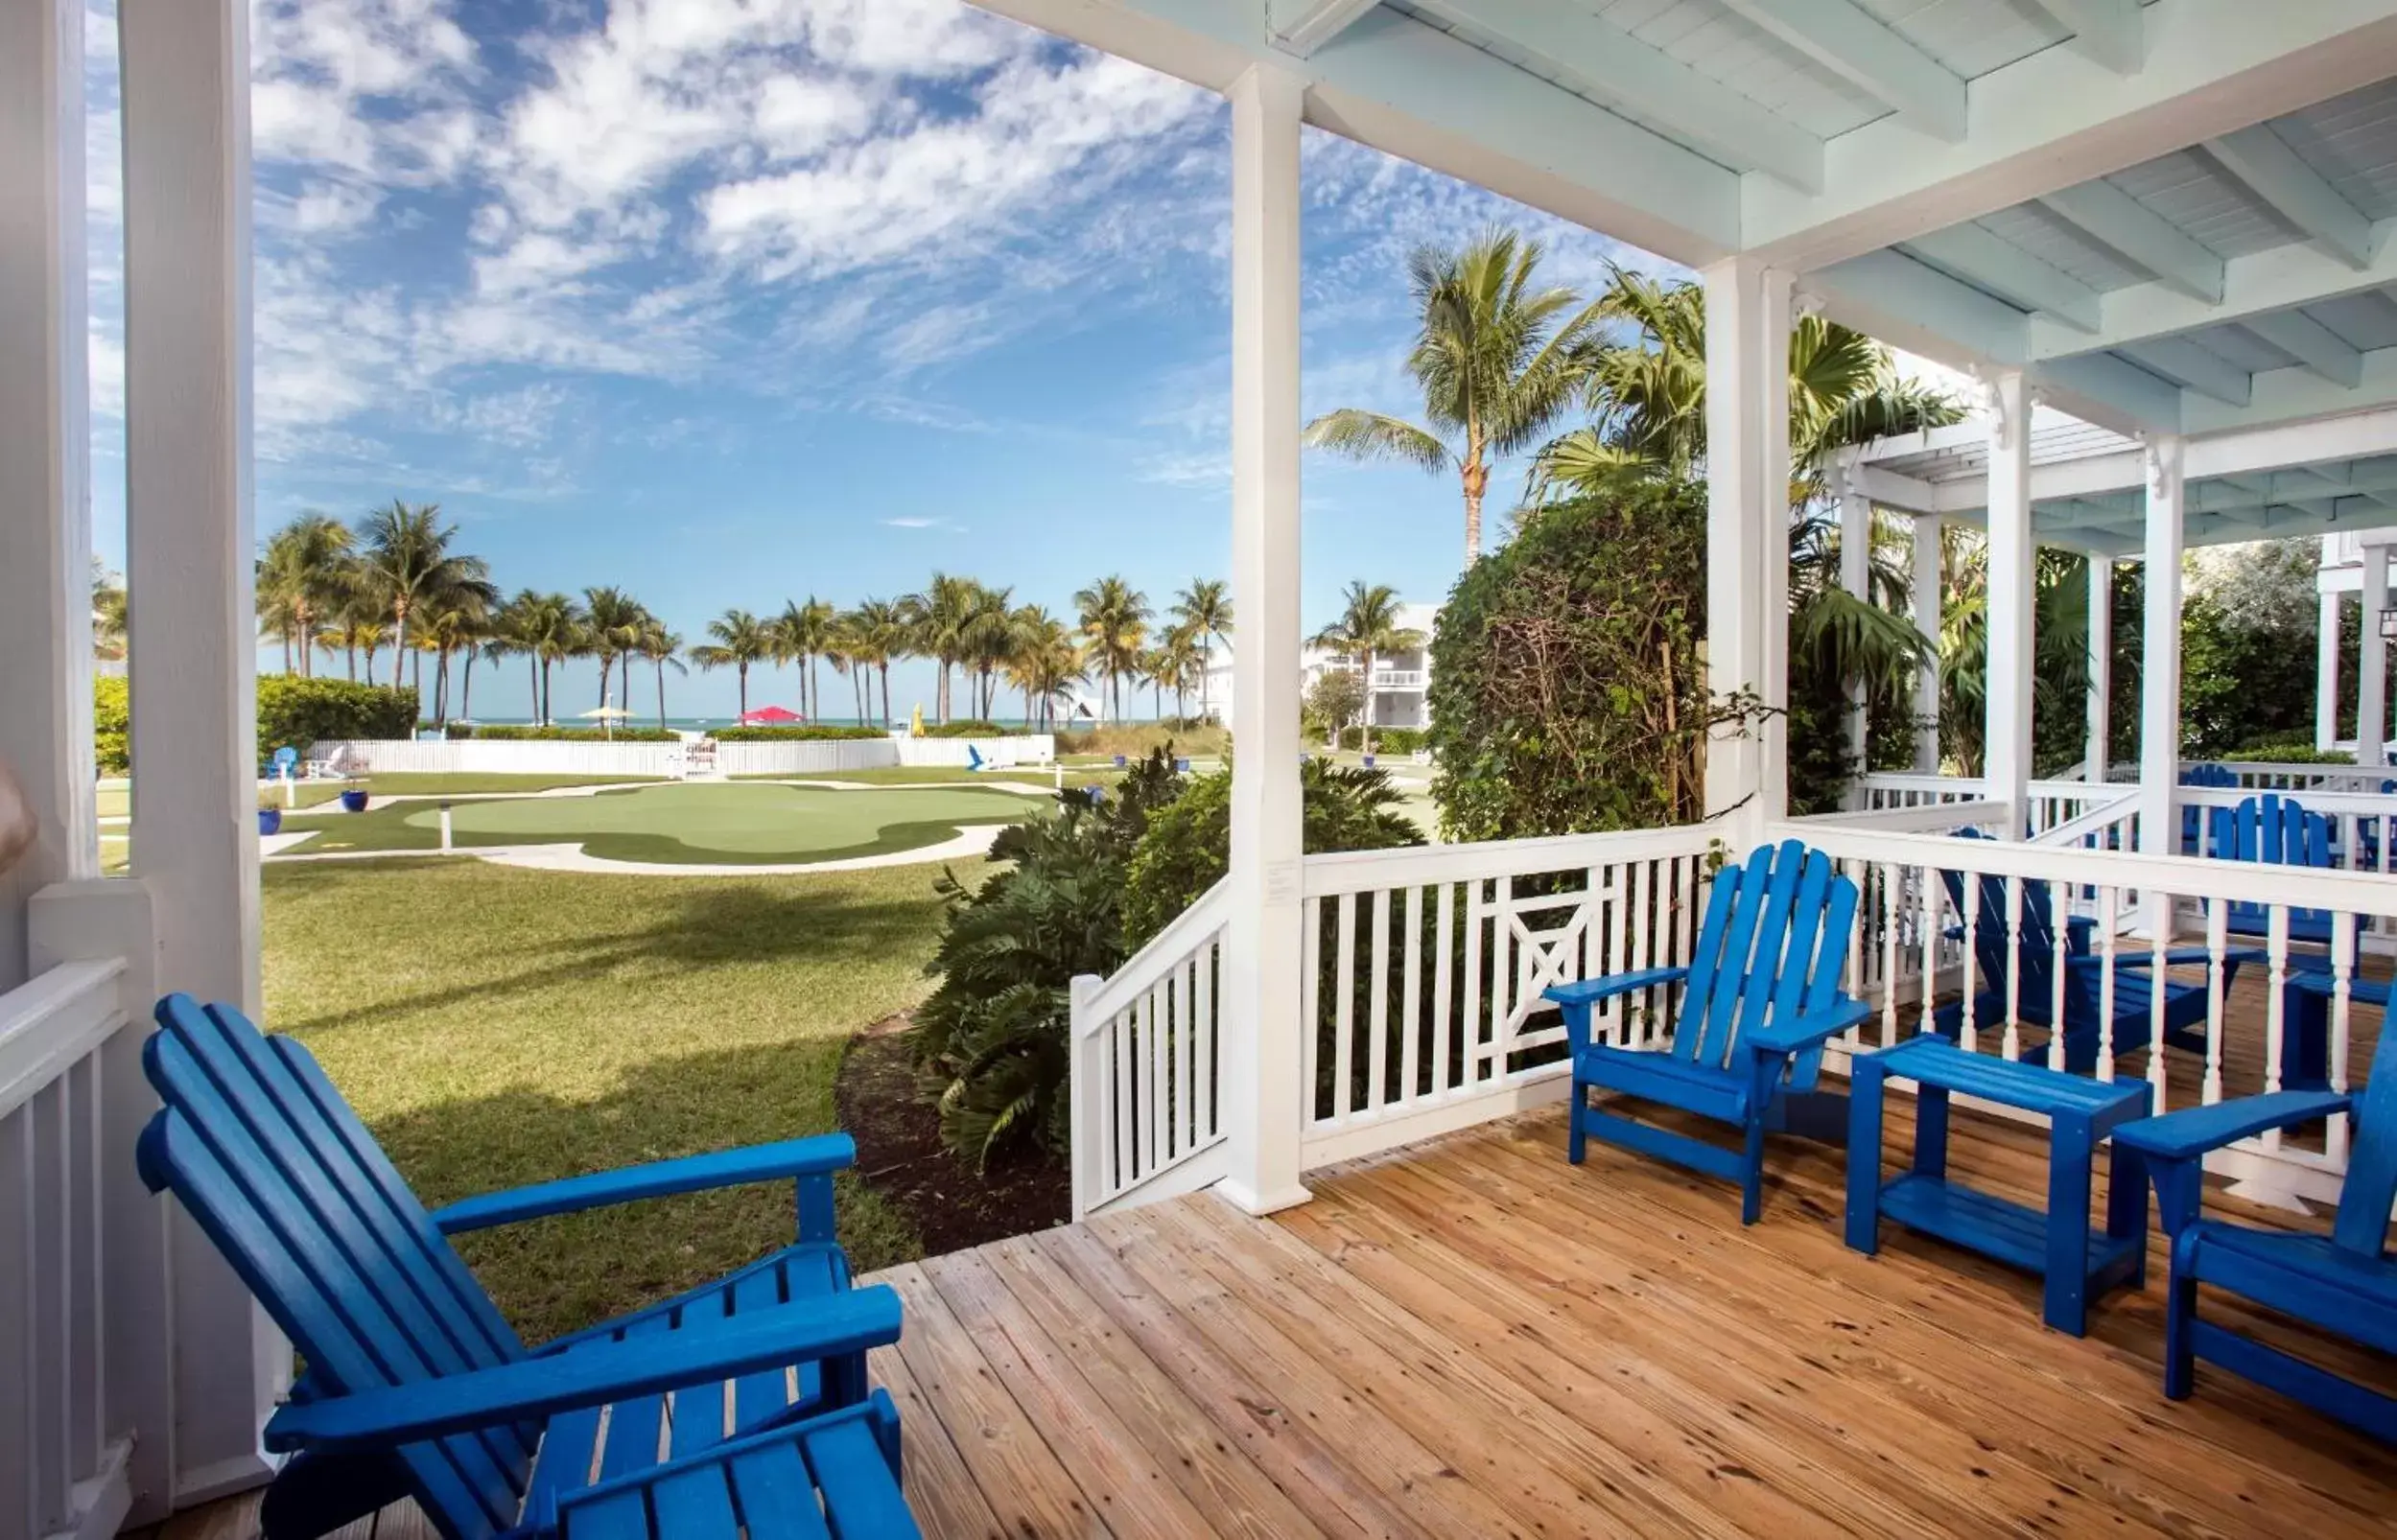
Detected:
[1544,839,1872,1225]
[2206,793,2337,945]
[1934,833,2265,1075]
[137,993,918,1540]
[2113,1008,2397,1443]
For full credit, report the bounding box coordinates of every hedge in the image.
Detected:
[712,725,888,742]
[921,720,1007,738]
[258,677,416,761]
[94,676,129,774]
[463,725,679,742]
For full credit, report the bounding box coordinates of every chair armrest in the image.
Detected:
[2066,946,2266,973]
[1545,967,1687,1009]
[1741,997,1874,1058]
[262,1287,901,1453]
[2111,1091,2352,1162]
[2064,915,2095,955]
[431,1133,857,1235]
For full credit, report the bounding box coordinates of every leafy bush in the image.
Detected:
[93,677,129,774]
[1365,726,1427,756]
[713,725,887,742]
[921,719,1006,738]
[1304,669,1366,749]
[1121,760,1422,947]
[1427,482,1733,840]
[2223,741,2353,764]
[913,750,1187,1167]
[468,725,678,742]
[1055,723,1230,759]
[259,676,416,757]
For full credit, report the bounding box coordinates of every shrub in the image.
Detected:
[1366,726,1427,756]
[2223,740,2353,764]
[469,725,677,742]
[1427,481,1732,841]
[93,677,129,774]
[921,719,1004,738]
[1304,670,1366,750]
[913,750,1187,1168]
[258,676,416,758]
[1056,723,1230,760]
[1121,759,1422,948]
[712,725,887,742]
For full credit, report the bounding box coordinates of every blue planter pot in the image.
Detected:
[257,808,282,835]
[340,789,370,813]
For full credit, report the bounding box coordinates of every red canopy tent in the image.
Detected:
[739,705,803,725]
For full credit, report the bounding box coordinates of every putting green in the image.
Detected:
[285,782,1038,865]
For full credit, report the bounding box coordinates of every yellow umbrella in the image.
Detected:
[909,705,925,738]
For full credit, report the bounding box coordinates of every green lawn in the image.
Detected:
[277,781,1036,863]
[263,856,970,1342]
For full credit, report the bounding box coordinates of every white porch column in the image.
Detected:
[1702,258,1792,838]
[2086,556,2113,782]
[0,0,98,990]
[2360,544,2388,769]
[1912,514,1943,771]
[2316,588,2342,754]
[120,0,282,1501]
[1983,371,2034,830]
[1217,62,1308,1217]
[2136,437,2186,865]
[1835,452,1871,792]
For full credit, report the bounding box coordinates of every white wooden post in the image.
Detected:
[1836,451,1872,799]
[120,0,282,1502]
[1912,514,1943,772]
[2316,586,2342,754]
[1216,62,1308,1217]
[2136,437,2186,873]
[1702,258,1792,837]
[2360,544,2388,769]
[0,0,98,991]
[1983,370,2034,832]
[2087,555,2113,782]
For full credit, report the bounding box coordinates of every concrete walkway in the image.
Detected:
[261,822,1005,875]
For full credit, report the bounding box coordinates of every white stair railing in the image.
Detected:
[1069,877,1233,1219]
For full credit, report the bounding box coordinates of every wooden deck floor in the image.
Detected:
[140,1096,2397,1539]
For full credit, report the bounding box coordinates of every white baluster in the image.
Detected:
[1879,858,1899,1048]
[1462,878,1485,1088]
[2001,875,2024,1063]
[1332,893,1356,1120]
[1919,862,1942,1040]
[1491,875,1514,1066]
[2096,884,2119,1081]
[1300,896,1322,1129]
[2047,877,2068,1071]
[1961,873,1982,1055]
[1197,939,1217,1138]
[1399,886,1423,1108]
[2264,907,2289,1155]
[1367,888,1392,1114]
[2202,899,2228,1108]
[1431,883,1454,1093]
[2147,901,2172,1113]
[2331,912,2357,1171]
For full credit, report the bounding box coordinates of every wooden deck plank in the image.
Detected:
[866,1340,1008,1540]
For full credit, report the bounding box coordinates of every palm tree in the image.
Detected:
[691,608,773,720]
[636,618,686,729]
[903,572,979,723]
[958,583,1015,721]
[493,591,583,725]
[420,592,497,725]
[347,618,388,687]
[1304,229,1607,563]
[773,596,839,721]
[1170,578,1232,721]
[1311,582,1422,754]
[1073,574,1150,722]
[1154,623,1206,721]
[91,560,128,663]
[582,586,646,713]
[356,501,488,690]
[257,512,354,676]
[1002,605,1082,729]
[845,598,908,728]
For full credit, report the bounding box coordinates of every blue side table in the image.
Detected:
[1845,1035,2152,1335]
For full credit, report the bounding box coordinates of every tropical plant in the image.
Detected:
[1304,667,1367,752]
[418,593,495,725]
[1152,624,1207,721]
[91,560,128,663]
[581,586,646,714]
[1073,574,1150,721]
[843,598,909,728]
[691,608,773,720]
[1304,229,1608,563]
[355,500,489,691]
[1310,582,1421,755]
[257,512,355,675]
[494,590,585,726]
[1002,605,1082,729]
[1169,578,1232,720]
[771,596,839,721]
[635,617,686,728]
[903,572,980,723]
[957,584,1016,722]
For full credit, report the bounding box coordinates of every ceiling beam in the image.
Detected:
[1715,0,1964,141]
[2039,180,2225,302]
[2205,125,2375,269]
[2020,0,2145,74]
[2245,308,2365,388]
[1743,0,2397,269]
[1901,223,2101,331]
[1268,0,1380,57]
[2031,352,2187,434]
[1803,250,2032,372]
[1409,0,1822,190]
[2183,345,2397,435]
[2032,219,2397,360]
[2119,338,2250,405]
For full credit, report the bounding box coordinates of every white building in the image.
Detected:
[1203,600,1436,731]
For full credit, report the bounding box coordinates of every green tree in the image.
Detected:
[636,617,686,728]
[844,598,909,728]
[904,572,979,723]
[1304,229,1606,563]
[257,512,354,676]
[692,608,773,720]
[1170,578,1233,721]
[1305,667,1367,752]
[356,501,489,693]
[773,596,839,721]
[92,559,128,663]
[1310,581,1421,755]
[1003,605,1082,729]
[1073,574,1150,721]
[581,586,646,714]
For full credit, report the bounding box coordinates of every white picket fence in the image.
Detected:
[1069,878,1232,1219]
[1856,773,2123,838]
[0,960,146,1540]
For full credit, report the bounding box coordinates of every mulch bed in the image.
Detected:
[835,1013,1070,1258]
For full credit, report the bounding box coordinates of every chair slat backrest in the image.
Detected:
[2208,794,2333,940]
[1939,829,2066,1014]
[2333,1023,2397,1258]
[1678,841,1860,1090]
[141,995,533,1538]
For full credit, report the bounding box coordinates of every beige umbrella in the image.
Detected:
[579,705,632,740]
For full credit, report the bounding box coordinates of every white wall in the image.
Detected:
[306,739,684,777]
[893,735,1054,768]
[710,740,898,776]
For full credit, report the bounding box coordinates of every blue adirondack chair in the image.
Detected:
[2179,762,2239,853]
[2204,793,2337,944]
[137,994,915,1540]
[1933,832,2264,1074]
[1543,840,1871,1225]
[2112,1000,2397,1442]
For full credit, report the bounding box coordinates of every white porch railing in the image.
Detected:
[1069,877,1231,1219]
[0,961,140,1540]
[1296,827,1718,1169]
[1857,773,2149,839]
[2195,759,2396,795]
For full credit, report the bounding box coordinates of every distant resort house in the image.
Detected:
[1203,599,1436,730]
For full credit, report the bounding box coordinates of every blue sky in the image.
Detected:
[85,0,1681,721]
